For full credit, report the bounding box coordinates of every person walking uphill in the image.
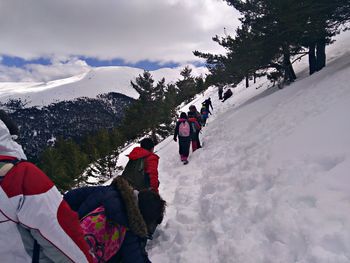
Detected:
[188,105,202,125]
[187,111,201,151]
[202,97,213,115]
[218,86,224,100]
[122,138,160,193]
[64,176,166,263]
[200,103,209,127]
[173,112,192,165]
[0,111,92,263]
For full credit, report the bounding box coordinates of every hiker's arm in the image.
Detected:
[195,121,201,131]
[64,186,99,216]
[15,162,92,263]
[65,186,105,218]
[147,155,159,193]
[173,122,179,141]
[118,232,151,263]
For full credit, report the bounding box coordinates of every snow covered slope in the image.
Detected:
[0,65,208,107]
[144,31,350,262]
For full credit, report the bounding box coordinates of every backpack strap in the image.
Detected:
[0,163,14,177]
[0,159,22,181]
[32,240,40,263]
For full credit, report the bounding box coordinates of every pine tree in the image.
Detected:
[84,150,121,186]
[176,66,197,104]
[39,147,69,192]
[131,71,156,102]
[224,0,350,77]
[154,78,166,101]
[195,0,349,89]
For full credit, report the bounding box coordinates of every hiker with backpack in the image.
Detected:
[173,112,192,164]
[122,138,160,193]
[188,105,202,125]
[64,176,166,263]
[200,103,209,127]
[187,111,202,151]
[0,111,92,263]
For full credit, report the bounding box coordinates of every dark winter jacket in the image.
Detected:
[192,110,202,125]
[64,177,150,263]
[222,89,233,101]
[128,147,160,193]
[200,106,209,119]
[187,117,201,139]
[203,99,213,114]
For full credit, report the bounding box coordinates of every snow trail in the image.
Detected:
[149,31,350,263]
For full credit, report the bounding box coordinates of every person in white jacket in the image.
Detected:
[0,111,92,263]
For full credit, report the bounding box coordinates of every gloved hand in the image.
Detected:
[173,137,177,142]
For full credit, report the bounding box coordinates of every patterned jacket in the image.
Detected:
[64,177,151,263]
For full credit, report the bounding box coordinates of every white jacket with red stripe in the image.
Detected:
[0,120,92,263]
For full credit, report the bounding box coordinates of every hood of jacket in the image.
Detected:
[0,120,26,160]
[128,146,158,161]
[112,177,148,238]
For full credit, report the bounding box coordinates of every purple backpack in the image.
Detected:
[178,121,190,137]
[80,206,127,263]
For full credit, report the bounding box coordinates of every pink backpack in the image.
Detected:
[80,206,127,263]
[178,121,190,137]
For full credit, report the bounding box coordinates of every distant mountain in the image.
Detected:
[0,65,208,160]
[7,92,134,160]
[0,65,208,107]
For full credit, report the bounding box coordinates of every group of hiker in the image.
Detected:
[0,109,165,263]
[0,92,226,262]
[173,98,213,164]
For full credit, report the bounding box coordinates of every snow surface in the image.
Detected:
[138,31,350,263]
[0,65,208,107]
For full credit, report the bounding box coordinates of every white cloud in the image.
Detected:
[0,0,240,64]
[0,58,90,82]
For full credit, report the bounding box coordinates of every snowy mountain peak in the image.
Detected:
[0,65,208,107]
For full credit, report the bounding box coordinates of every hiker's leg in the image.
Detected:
[192,140,199,152]
[184,138,191,159]
[196,131,201,148]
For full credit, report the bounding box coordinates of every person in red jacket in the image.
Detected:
[187,111,202,151]
[127,138,160,193]
[0,112,92,263]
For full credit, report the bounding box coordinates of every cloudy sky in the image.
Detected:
[0,0,240,82]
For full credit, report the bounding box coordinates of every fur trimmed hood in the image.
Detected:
[112,176,148,238]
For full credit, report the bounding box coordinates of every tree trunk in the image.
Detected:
[245,75,249,88]
[254,73,256,83]
[283,46,296,82]
[289,63,296,80]
[316,37,326,71]
[308,43,317,75]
